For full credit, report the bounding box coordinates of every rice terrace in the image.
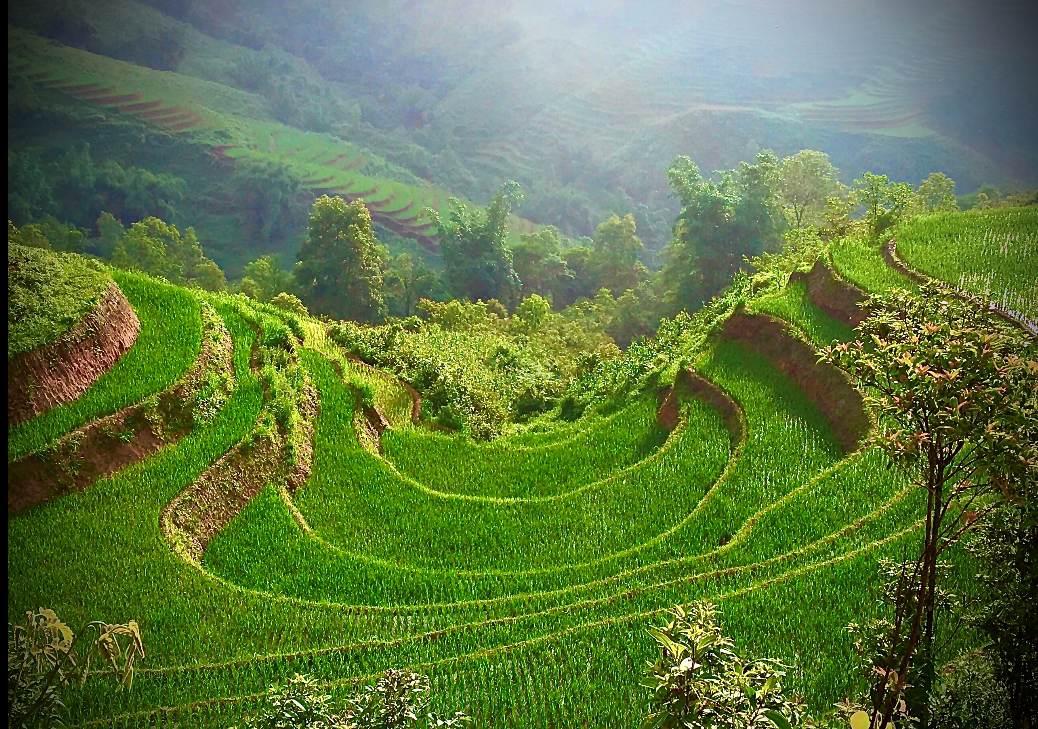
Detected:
[7,1,1038,728]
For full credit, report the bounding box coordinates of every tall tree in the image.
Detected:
[111,217,225,291]
[591,213,646,296]
[824,284,1038,729]
[511,226,572,305]
[854,172,917,240]
[662,152,780,314]
[775,149,844,229]
[296,195,385,322]
[382,253,443,318]
[427,181,522,307]
[917,172,958,213]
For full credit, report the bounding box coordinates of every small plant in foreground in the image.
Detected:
[641,602,807,729]
[8,608,144,729]
[238,670,470,729]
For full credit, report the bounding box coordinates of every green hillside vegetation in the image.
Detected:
[8,203,1037,725]
[7,234,111,359]
[896,207,1038,328]
[8,4,1038,725]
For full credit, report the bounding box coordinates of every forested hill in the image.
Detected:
[8,0,1037,269]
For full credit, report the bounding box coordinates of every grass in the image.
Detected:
[7,242,113,360]
[749,280,857,348]
[382,397,667,499]
[896,207,1038,326]
[8,269,202,461]
[6,265,962,727]
[830,234,918,295]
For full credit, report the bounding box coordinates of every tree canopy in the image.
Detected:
[296,195,385,322]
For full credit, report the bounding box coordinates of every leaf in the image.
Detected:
[849,710,871,729]
[763,709,793,729]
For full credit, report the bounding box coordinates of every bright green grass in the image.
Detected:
[7,242,113,360]
[10,318,927,726]
[750,280,857,347]
[7,270,202,461]
[830,235,918,295]
[382,397,667,499]
[291,352,730,573]
[896,207,1038,324]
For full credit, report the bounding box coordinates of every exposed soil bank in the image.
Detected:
[7,316,232,516]
[790,260,867,327]
[8,283,140,426]
[721,309,869,454]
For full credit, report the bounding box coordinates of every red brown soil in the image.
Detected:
[163,371,317,563]
[882,239,926,285]
[117,99,165,113]
[93,92,145,106]
[135,105,185,121]
[7,319,234,517]
[68,86,118,99]
[789,260,868,327]
[8,283,140,426]
[163,118,205,132]
[721,309,869,454]
[675,369,744,441]
[63,82,106,94]
[656,388,681,430]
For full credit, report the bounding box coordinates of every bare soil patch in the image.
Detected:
[8,316,233,516]
[8,283,140,426]
[789,260,867,327]
[721,309,868,454]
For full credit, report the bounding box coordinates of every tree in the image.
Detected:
[642,602,807,728]
[234,158,310,246]
[240,254,293,302]
[382,253,443,318]
[917,173,958,214]
[854,173,917,240]
[823,284,1038,729]
[112,217,225,291]
[426,181,522,307]
[963,496,1038,728]
[775,150,844,229]
[662,152,781,314]
[296,195,385,322]
[591,213,646,296]
[511,226,572,304]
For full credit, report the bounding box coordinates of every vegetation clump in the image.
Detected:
[8,231,112,360]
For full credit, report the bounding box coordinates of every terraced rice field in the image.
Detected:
[7,252,945,726]
[895,208,1038,331]
[7,28,542,249]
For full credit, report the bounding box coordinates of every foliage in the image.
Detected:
[340,670,471,728]
[853,173,917,241]
[270,292,311,318]
[8,608,143,729]
[233,159,311,246]
[111,216,226,291]
[642,603,806,729]
[776,150,844,230]
[823,283,1038,727]
[7,235,112,360]
[510,226,573,305]
[382,253,446,318]
[426,182,522,307]
[240,254,294,303]
[296,196,385,323]
[961,500,1038,728]
[7,144,185,234]
[662,152,782,314]
[329,295,616,437]
[928,653,1011,729]
[590,213,647,296]
[916,174,957,214]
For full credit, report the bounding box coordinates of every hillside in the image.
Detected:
[8,208,1036,725]
[9,0,1036,268]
